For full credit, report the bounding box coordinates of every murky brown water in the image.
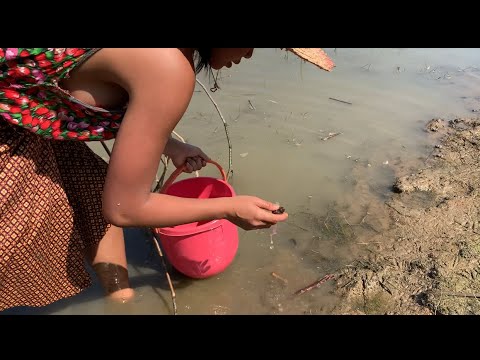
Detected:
[4,48,480,315]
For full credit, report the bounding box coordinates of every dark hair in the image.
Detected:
[194,48,212,74]
[194,48,220,91]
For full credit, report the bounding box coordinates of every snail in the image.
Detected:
[272,207,285,215]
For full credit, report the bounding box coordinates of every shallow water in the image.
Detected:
[4,48,480,315]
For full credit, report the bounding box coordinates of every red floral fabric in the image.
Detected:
[0,48,125,141]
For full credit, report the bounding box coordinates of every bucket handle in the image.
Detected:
[159,159,227,194]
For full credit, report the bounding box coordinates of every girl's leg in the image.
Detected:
[85,224,135,302]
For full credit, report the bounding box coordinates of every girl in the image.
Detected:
[0,48,334,311]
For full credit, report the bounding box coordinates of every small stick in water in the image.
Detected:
[322,132,342,141]
[271,272,288,285]
[329,97,352,105]
[294,274,336,296]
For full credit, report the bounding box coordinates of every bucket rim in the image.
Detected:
[163,176,234,191]
[155,218,224,237]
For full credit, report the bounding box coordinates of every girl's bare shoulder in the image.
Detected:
[75,48,196,91]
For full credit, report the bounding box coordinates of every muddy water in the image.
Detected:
[5,48,480,315]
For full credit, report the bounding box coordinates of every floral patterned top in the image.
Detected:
[0,48,125,141]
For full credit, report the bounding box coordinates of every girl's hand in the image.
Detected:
[225,196,288,230]
[164,138,210,173]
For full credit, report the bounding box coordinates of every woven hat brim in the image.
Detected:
[286,48,335,72]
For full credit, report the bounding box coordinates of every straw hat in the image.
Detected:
[285,48,335,72]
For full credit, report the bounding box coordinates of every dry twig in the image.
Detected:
[101,141,112,157]
[152,156,169,193]
[271,272,288,285]
[329,97,352,105]
[322,132,342,141]
[294,274,336,296]
[196,78,233,180]
[152,231,178,315]
[444,292,480,299]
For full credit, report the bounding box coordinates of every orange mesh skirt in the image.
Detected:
[0,121,110,311]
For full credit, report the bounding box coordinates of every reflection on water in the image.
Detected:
[4,48,480,315]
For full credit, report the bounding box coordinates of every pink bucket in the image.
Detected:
[154,160,239,279]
